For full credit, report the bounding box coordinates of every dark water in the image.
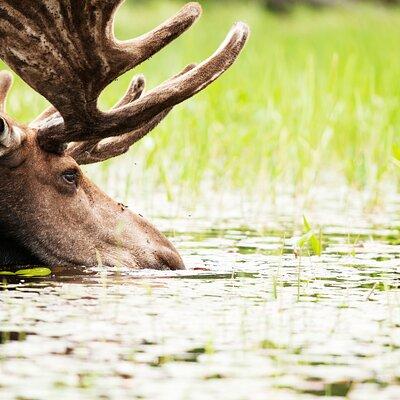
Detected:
[0,193,400,399]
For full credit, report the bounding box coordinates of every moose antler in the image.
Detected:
[67,64,196,164]
[0,1,249,158]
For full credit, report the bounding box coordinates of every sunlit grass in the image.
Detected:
[3,1,400,200]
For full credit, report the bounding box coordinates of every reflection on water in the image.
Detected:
[0,190,400,400]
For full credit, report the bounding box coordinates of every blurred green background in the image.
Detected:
[3,0,400,200]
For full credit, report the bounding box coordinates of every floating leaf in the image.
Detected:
[15,268,52,277]
[0,271,16,276]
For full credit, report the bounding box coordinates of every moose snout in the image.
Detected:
[137,246,185,271]
[158,247,185,270]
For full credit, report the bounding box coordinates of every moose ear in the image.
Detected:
[0,71,26,159]
[0,71,12,113]
[0,125,27,168]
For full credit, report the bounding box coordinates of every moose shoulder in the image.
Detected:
[0,1,249,270]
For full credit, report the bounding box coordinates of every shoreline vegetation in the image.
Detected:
[3,1,400,203]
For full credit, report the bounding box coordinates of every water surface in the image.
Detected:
[1,190,399,400]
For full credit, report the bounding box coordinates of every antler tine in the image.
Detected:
[0,71,13,113]
[105,23,249,137]
[68,64,197,164]
[115,75,146,109]
[39,23,249,148]
[122,3,202,69]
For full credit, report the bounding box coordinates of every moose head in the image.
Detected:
[0,1,249,270]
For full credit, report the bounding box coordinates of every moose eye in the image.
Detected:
[61,170,78,186]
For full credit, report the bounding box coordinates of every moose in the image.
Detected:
[0,1,248,270]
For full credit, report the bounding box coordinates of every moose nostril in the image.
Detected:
[135,246,185,270]
[156,247,185,271]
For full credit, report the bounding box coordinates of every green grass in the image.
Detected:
[3,1,400,199]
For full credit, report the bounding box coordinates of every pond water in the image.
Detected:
[0,188,399,400]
